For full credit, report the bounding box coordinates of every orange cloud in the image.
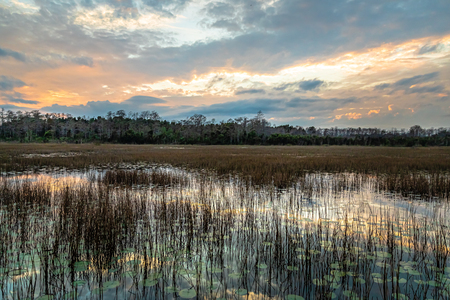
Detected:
[368,110,380,115]
[334,112,362,120]
[388,104,393,111]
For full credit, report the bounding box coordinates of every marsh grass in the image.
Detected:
[1,144,449,187]
[0,144,449,299]
[99,169,188,188]
[0,167,449,299]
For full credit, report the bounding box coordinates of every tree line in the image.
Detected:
[0,108,449,146]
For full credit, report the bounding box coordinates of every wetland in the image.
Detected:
[0,144,449,300]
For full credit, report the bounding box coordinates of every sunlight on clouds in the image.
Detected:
[165,0,235,46]
[1,0,39,14]
[33,90,85,106]
[140,35,450,97]
[72,1,233,46]
[368,110,380,115]
[73,5,170,31]
[334,113,363,121]
[148,73,261,97]
[48,90,79,98]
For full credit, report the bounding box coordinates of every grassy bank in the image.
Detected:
[1,144,449,196]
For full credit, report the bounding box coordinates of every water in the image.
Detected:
[0,166,449,299]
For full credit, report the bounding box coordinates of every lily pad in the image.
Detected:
[179,289,197,299]
[35,296,53,300]
[142,279,158,287]
[257,263,268,269]
[72,280,86,287]
[166,286,180,293]
[286,295,305,300]
[236,288,248,295]
[229,273,242,279]
[104,280,120,289]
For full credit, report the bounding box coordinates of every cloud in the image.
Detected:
[203,2,235,19]
[40,95,167,117]
[123,95,167,104]
[182,98,286,117]
[0,76,27,91]
[274,79,326,92]
[70,56,94,67]
[174,96,357,120]
[393,72,439,88]
[1,92,39,104]
[235,89,266,95]
[0,103,29,110]
[418,44,439,55]
[298,79,326,91]
[0,0,449,129]
[373,72,442,94]
[7,98,40,104]
[406,85,445,94]
[210,19,241,32]
[2,0,450,81]
[374,83,391,90]
[334,112,362,121]
[0,48,26,62]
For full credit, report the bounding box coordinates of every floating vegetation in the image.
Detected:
[0,146,450,299]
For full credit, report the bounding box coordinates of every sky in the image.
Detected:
[0,0,449,128]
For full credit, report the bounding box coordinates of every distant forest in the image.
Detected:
[1,108,449,146]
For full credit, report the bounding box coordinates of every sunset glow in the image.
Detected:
[1,0,449,127]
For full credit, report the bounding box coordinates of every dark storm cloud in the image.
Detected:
[235,89,266,95]
[0,76,26,91]
[0,47,26,62]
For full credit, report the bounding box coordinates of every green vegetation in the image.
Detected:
[1,109,449,146]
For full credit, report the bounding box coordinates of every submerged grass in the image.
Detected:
[0,169,449,299]
[99,169,188,188]
[0,144,449,299]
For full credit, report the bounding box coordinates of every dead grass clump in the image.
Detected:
[378,172,450,199]
[98,169,187,187]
